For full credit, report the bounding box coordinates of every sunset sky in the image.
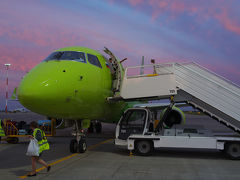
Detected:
[0,0,240,110]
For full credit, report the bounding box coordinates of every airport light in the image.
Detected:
[4,63,11,113]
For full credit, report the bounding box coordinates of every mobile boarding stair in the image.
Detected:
[109,62,240,133]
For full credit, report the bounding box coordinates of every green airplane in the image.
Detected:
[20,48,117,115]
[18,46,128,125]
[18,46,185,153]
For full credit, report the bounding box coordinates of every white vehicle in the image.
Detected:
[111,62,240,159]
[115,105,240,159]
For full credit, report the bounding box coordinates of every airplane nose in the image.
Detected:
[19,78,57,102]
[18,61,75,116]
[18,71,60,113]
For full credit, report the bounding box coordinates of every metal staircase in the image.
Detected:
[173,62,240,132]
[115,62,240,132]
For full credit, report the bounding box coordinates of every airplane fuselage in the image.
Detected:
[18,47,126,122]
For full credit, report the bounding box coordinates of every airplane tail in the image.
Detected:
[10,87,18,100]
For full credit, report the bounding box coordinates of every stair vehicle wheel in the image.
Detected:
[7,137,19,144]
[95,122,102,133]
[136,140,153,156]
[70,139,78,153]
[78,139,87,153]
[225,142,240,160]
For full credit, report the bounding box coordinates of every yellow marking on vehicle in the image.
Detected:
[146,74,158,77]
[19,138,113,179]
[7,135,30,137]
[129,150,134,157]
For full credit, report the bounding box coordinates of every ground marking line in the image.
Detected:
[19,138,113,179]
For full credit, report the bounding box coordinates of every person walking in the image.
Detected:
[151,59,157,74]
[0,119,6,143]
[28,121,51,176]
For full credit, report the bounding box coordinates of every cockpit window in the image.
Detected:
[44,51,86,63]
[87,54,102,68]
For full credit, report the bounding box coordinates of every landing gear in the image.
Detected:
[70,139,87,153]
[87,121,102,133]
[70,139,78,153]
[95,121,102,133]
[79,139,87,153]
[70,120,87,153]
[88,122,94,133]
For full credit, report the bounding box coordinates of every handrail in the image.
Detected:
[125,63,174,79]
[126,72,174,79]
[5,121,19,136]
[125,62,175,70]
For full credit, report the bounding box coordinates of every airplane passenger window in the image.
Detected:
[87,54,102,68]
[44,51,86,63]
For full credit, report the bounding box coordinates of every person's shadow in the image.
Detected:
[11,168,49,177]
[11,169,29,176]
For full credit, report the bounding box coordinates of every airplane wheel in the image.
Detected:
[95,122,102,133]
[225,142,240,160]
[7,137,19,144]
[70,139,78,153]
[79,139,87,153]
[135,140,153,156]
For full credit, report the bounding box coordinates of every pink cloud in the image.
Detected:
[214,9,240,35]
[0,44,48,72]
[128,0,144,6]
[0,0,239,87]
[125,0,240,35]
[150,0,167,8]
[0,23,88,48]
[0,22,147,73]
[0,1,149,62]
[0,4,167,70]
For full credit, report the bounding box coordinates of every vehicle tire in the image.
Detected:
[225,142,240,160]
[78,139,87,153]
[70,139,78,153]
[135,141,153,156]
[95,122,102,133]
[6,137,19,144]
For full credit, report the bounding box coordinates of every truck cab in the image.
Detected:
[115,108,154,146]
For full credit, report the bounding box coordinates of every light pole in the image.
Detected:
[4,63,11,113]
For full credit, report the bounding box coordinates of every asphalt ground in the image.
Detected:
[0,136,111,179]
[1,137,240,180]
[0,112,240,180]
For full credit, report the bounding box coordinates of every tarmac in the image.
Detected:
[0,112,240,180]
